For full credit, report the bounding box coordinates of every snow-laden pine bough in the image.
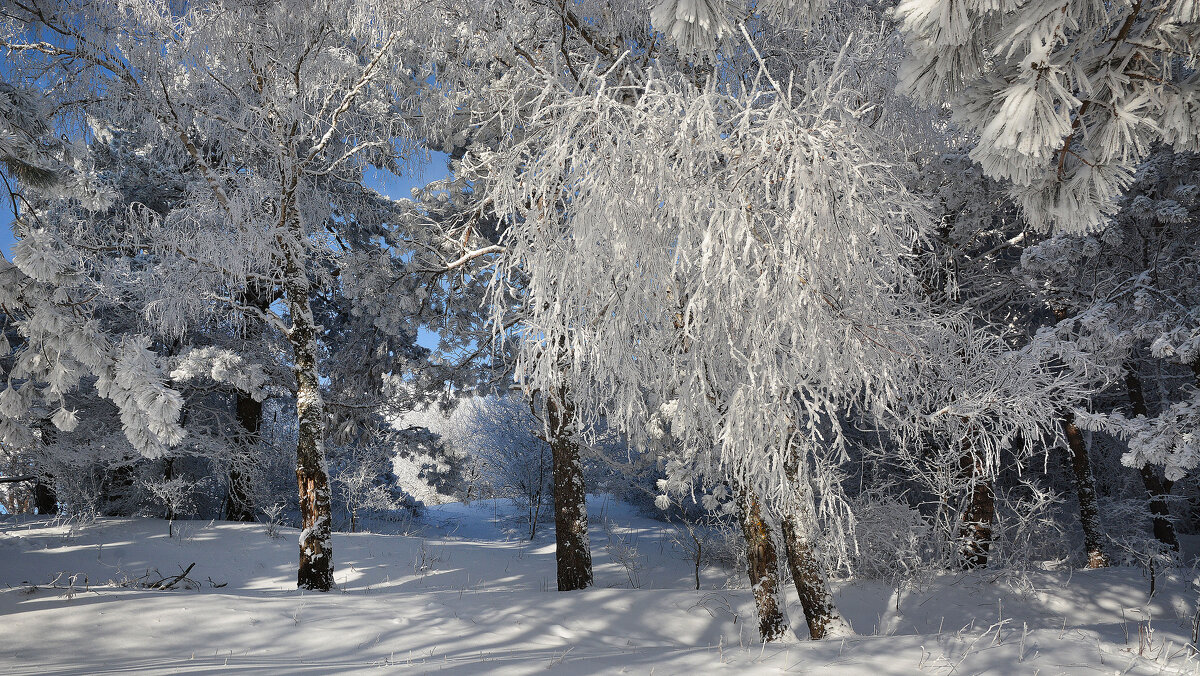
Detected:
[893,0,1200,234]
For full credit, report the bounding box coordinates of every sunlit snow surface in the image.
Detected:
[1,497,1197,674]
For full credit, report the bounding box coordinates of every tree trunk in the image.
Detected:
[958,446,995,569]
[33,479,57,515]
[224,392,261,522]
[1125,366,1179,551]
[1061,411,1108,568]
[164,456,177,538]
[227,280,270,522]
[780,446,849,639]
[734,484,789,642]
[163,456,176,522]
[35,423,57,515]
[286,232,334,591]
[100,461,137,516]
[545,386,593,591]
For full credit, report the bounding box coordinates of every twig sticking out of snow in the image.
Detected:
[149,562,196,590]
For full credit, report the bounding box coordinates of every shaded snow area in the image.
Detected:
[2,497,1198,675]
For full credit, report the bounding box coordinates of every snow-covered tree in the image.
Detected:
[0,0,492,589]
[454,3,942,635]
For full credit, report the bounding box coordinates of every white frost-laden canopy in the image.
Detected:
[474,53,940,505]
[893,0,1200,233]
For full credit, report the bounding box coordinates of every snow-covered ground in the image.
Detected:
[1,497,1198,674]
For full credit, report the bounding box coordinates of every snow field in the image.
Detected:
[1,498,1198,674]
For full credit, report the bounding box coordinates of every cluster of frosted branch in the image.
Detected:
[894,0,1200,233]
[1077,391,1200,482]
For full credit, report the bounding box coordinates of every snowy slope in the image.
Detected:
[1,497,1198,674]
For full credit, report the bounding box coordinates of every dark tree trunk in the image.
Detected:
[35,424,57,515]
[1061,411,1108,568]
[163,456,176,522]
[224,393,261,522]
[1188,360,1200,529]
[780,445,848,639]
[1125,366,1179,551]
[285,220,334,592]
[734,485,788,642]
[545,386,593,591]
[958,446,995,569]
[100,461,137,516]
[1139,466,1178,551]
[33,480,57,515]
[227,280,270,523]
[163,456,177,538]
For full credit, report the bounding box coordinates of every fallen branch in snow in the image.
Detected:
[149,562,196,590]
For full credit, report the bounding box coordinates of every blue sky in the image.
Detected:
[0,199,16,259]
